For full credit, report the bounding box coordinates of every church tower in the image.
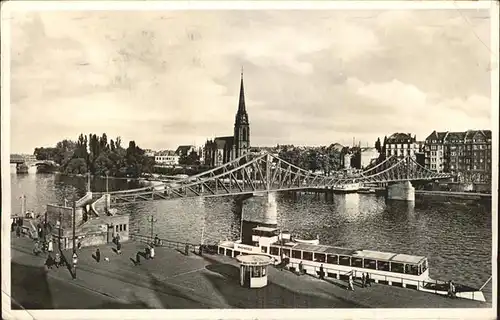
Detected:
[234,68,250,159]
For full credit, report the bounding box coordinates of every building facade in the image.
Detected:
[424,130,492,182]
[204,71,251,167]
[175,145,197,157]
[385,133,419,159]
[154,151,179,166]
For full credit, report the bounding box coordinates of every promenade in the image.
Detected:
[10,235,489,309]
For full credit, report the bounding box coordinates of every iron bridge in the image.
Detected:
[92,152,453,204]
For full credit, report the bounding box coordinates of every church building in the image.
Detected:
[204,70,250,167]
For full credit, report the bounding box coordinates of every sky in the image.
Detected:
[8,7,494,154]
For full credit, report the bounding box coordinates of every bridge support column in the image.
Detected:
[324,190,334,202]
[240,192,278,245]
[387,181,415,201]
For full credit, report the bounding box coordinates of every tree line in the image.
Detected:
[33,133,155,178]
[278,145,345,175]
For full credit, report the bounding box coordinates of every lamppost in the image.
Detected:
[72,251,78,280]
[105,171,109,194]
[57,212,62,250]
[148,216,157,243]
[72,201,76,254]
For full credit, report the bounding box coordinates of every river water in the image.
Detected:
[10,171,493,300]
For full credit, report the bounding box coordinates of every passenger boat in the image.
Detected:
[217,226,486,302]
[331,182,362,193]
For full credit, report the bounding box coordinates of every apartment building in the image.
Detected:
[385,133,419,159]
[424,130,492,182]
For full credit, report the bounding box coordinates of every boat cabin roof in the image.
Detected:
[284,244,427,265]
[253,226,279,232]
[292,243,357,256]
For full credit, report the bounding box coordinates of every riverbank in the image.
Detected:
[10,234,491,310]
[367,187,491,200]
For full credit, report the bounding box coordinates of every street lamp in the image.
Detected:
[72,201,76,254]
[57,213,62,250]
[148,216,157,243]
[72,252,78,280]
[105,171,109,194]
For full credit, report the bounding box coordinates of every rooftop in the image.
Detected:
[236,254,273,265]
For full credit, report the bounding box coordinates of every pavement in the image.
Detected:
[10,234,491,309]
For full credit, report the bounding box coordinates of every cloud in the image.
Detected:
[8,9,493,153]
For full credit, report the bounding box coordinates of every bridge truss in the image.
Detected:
[93,152,453,204]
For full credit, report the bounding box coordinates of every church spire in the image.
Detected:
[238,66,246,113]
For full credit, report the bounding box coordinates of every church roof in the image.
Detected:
[214,136,234,148]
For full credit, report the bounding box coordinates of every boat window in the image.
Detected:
[326,254,338,264]
[270,246,279,256]
[292,250,302,259]
[390,262,404,273]
[339,256,351,266]
[405,264,419,275]
[377,260,390,271]
[363,259,377,270]
[303,251,313,261]
[234,251,240,257]
[219,247,224,255]
[282,248,291,257]
[226,249,233,257]
[314,253,326,263]
[261,247,267,254]
[351,258,363,268]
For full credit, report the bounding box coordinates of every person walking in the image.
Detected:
[448,280,456,298]
[48,239,53,253]
[348,273,355,291]
[135,251,141,265]
[361,273,366,288]
[33,241,40,256]
[150,245,155,259]
[366,273,372,287]
[319,264,325,280]
[95,248,101,263]
[154,234,160,246]
[54,252,61,268]
[45,254,54,269]
[117,241,122,254]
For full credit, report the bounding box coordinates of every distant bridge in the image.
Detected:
[10,155,56,166]
[93,152,452,204]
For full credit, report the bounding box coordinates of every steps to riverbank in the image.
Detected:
[9,234,492,314]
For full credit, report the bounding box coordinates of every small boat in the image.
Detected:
[294,238,320,245]
[358,188,375,194]
[331,182,362,193]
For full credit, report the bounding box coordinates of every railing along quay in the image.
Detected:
[129,233,218,254]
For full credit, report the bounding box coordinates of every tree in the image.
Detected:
[179,151,200,166]
[65,158,88,174]
[34,132,153,178]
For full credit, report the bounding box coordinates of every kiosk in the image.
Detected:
[236,255,273,288]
